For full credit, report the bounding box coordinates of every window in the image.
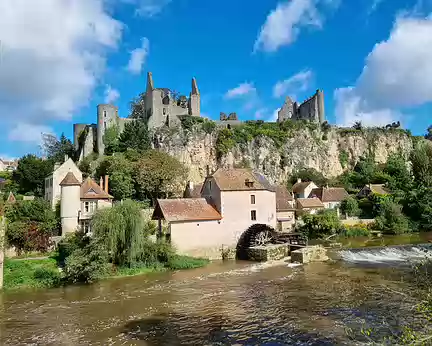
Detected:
[209,181,212,190]
[103,110,107,118]
[80,220,91,234]
[163,108,166,115]
[250,195,255,204]
[84,201,97,213]
[251,210,257,221]
[104,122,106,130]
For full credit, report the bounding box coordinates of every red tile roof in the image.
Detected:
[183,183,203,198]
[60,172,81,186]
[292,181,314,194]
[309,187,349,202]
[211,168,269,191]
[297,197,324,209]
[275,185,294,211]
[152,198,222,222]
[80,177,112,200]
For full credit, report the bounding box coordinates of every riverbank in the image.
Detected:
[2,255,210,291]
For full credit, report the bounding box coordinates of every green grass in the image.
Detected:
[3,258,62,291]
[166,255,210,270]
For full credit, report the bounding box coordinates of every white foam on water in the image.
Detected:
[287,262,302,268]
[339,246,432,264]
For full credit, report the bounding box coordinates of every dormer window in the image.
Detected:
[245,179,254,188]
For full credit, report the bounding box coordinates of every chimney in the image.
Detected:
[64,154,69,162]
[206,165,210,177]
[104,175,109,193]
[99,176,103,189]
[297,178,302,183]
[188,181,194,190]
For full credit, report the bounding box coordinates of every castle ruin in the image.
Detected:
[73,72,325,159]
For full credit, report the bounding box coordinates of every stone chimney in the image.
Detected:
[64,154,69,162]
[206,165,210,177]
[54,162,61,171]
[104,175,109,193]
[188,181,194,190]
[99,176,103,189]
[297,178,302,183]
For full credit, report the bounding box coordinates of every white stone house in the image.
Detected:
[153,168,277,259]
[308,187,349,210]
[292,179,318,199]
[59,172,113,235]
[275,185,295,232]
[45,157,82,209]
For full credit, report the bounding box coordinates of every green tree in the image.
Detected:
[425,125,432,140]
[289,168,328,188]
[403,187,432,231]
[299,209,342,239]
[96,154,135,200]
[410,142,432,187]
[103,125,120,155]
[41,133,75,162]
[12,155,53,196]
[128,93,147,120]
[374,198,410,235]
[340,196,361,217]
[118,120,151,153]
[135,150,188,203]
[383,153,413,192]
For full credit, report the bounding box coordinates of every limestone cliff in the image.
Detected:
[153,125,414,185]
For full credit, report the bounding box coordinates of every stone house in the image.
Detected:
[152,168,277,259]
[45,156,82,209]
[0,158,18,172]
[309,187,349,210]
[296,197,325,216]
[275,185,295,232]
[292,179,318,199]
[357,184,390,198]
[58,171,113,235]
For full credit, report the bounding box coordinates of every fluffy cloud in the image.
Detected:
[335,15,432,127]
[8,123,53,145]
[121,0,172,17]
[127,37,150,75]
[254,0,338,52]
[0,0,122,142]
[104,85,120,104]
[273,70,313,98]
[224,82,257,99]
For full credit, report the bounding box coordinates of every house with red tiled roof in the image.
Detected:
[275,185,295,232]
[153,168,277,259]
[292,179,318,199]
[296,197,325,215]
[357,184,390,198]
[309,186,349,209]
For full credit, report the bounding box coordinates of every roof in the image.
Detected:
[60,172,81,186]
[80,177,113,200]
[211,168,272,191]
[183,183,203,198]
[292,181,314,193]
[309,187,349,202]
[297,197,325,209]
[152,198,222,222]
[275,185,294,211]
[368,184,390,195]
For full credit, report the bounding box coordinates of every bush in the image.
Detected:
[374,198,410,235]
[33,267,62,287]
[340,196,360,217]
[298,209,343,239]
[57,231,88,264]
[6,221,52,255]
[339,224,371,237]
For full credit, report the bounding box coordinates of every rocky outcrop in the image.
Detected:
[153,126,414,185]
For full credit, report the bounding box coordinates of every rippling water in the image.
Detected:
[1,251,426,346]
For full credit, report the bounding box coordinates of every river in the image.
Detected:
[1,236,432,345]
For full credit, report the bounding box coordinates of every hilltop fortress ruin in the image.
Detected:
[74,72,326,159]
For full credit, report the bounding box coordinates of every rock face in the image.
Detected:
[154,127,413,185]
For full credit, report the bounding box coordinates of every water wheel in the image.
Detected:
[236,224,277,260]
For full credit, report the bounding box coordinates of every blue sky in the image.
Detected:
[1,0,432,159]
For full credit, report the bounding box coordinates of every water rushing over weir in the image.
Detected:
[1,239,431,345]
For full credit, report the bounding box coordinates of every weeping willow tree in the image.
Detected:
[90,200,158,267]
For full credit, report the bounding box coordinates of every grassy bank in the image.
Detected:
[2,255,210,291]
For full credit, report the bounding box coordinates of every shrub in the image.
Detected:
[339,224,371,237]
[33,267,62,287]
[374,199,410,235]
[298,209,343,239]
[340,196,360,217]
[6,221,52,255]
[57,231,89,264]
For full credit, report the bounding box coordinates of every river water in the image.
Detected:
[1,238,432,345]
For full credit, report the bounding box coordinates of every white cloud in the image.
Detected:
[254,0,338,53]
[269,108,281,122]
[121,0,172,17]
[127,37,150,75]
[224,83,257,99]
[335,15,432,127]
[8,123,53,145]
[0,0,122,143]
[104,85,120,104]
[273,69,313,98]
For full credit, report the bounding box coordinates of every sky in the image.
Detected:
[1,0,432,159]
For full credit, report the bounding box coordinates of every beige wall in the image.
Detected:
[46,159,82,209]
[276,210,295,232]
[201,177,221,213]
[324,201,340,209]
[80,199,112,219]
[60,185,81,235]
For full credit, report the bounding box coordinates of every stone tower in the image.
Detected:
[97,104,119,154]
[188,77,200,116]
[60,171,81,235]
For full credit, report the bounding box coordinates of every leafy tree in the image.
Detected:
[41,133,75,162]
[403,187,432,231]
[12,155,53,196]
[299,209,342,239]
[118,120,151,153]
[103,125,120,155]
[96,154,135,200]
[135,150,188,203]
[383,152,413,192]
[353,121,363,130]
[340,196,361,217]
[128,93,147,120]
[425,125,432,140]
[289,167,328,188]
[410,142,432,187]
[374,198,410,235]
